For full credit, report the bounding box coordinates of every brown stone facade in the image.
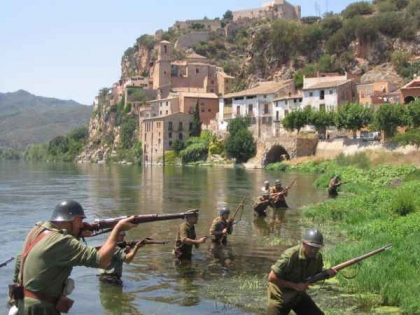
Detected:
[141,112,193,164]
[400,79,420,104]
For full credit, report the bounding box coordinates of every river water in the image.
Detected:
[0,161,326,315]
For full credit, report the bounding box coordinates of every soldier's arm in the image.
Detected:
[268,271,308,291]
[210,220,224,236]
[124,242,144,264]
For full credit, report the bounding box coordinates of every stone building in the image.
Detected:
[357,81,399,107]
[232,0,301,22]
[400,78,420,104]
[141,112,193,164]
[150,41,235,99]
[272,93,303,136]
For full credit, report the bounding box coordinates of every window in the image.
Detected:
[166,110,168,114]
[309,92,313,97]
[164,45,167,54]
[201,109,205,112]
[179,133,183,140]
[320,90,325,100]
[264,103,269,114]
[179,122,183,130]
[160,111,162,115]
[329,90,333,95]
[211,80,214,84]
[169,132,172,138]
[169,141,172,147]
[168,122,173,130]
[276,111,279,121]
[248,104,253,115]
[196,68,199,74]
[189,122,193,131]
[208,109,211,112]
[236,106,240,115]
[210,89,214,93]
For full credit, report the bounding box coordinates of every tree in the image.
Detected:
[190,100,202,137]
[336,103,373,138]
[225,117,256,163]
[341,2,374,19]
[282,109,311,133]
[374,104,408,139]
[310,110,337,137]
[120,118,137,149]
[408,99,420,128]
[223,10,233,20]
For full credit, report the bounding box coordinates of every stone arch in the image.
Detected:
[264,145,290,167]
[404,96,415,104]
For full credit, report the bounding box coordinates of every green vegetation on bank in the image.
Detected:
[25,126,89,162]
[267,154,420,313]
[0,147,21,160]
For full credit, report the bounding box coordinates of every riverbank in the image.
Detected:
[266,152,420,314]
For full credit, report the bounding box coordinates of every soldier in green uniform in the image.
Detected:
[209,207,233,245]
[14,200,137,315]
[174,211,207,260]
[267,228,337,315]
[98,231,144,285]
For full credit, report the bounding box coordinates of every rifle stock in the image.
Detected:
[95,238,169,250]
[84,209,199,236]
[306,244,392,284]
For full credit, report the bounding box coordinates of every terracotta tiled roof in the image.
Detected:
[224,81,292,98]
[303,80,352,90]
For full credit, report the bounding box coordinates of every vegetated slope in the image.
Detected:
[0,90,92,149]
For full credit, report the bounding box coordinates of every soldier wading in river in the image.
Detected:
[10,200,137,315]
[267,228,337,315]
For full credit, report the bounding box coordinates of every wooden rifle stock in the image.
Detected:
[219,197,246,244]
[0,257,14,268]
[83,209,199,236]
[306,244,392,284]
[95,238,169,250]
[270,180,296,202]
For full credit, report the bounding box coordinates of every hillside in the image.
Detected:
[0,90,92,149]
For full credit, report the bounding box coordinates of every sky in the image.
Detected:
[0,0,364,105]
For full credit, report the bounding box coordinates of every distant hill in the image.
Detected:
[0,90,92,149]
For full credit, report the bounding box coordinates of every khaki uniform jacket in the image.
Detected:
[175,222,196,259]
[209,217,232,243]
[268,244,323,306]
[98,247,126,278]
[17,221,100,315]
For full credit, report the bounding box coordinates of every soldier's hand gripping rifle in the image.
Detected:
[220,197,247,243]
[0,257,14,268]
[83,209,199,237]
[306,244,392,284]
[270,179,296,203]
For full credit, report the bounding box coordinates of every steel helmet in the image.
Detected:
[264,180,270,185]
[51,200,86,222]
[302,228,324,248]
[218,206,230,216]
[275,179,281,185]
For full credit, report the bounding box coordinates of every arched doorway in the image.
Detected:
[404,96,415,104]
[264,145,290,167]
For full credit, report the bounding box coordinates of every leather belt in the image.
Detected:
[24,288,58,305]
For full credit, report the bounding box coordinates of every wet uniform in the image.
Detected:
[98,247,126,285]
[209,217,232,245]
[267,244,324,315]
[174,222,197,260]
[253,197,270,217]
[17,221,100,315]
[328,179,341,198]
[270,187,289,209]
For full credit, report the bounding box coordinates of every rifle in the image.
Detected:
[83,209,199,237]
[306,244,392,284]
[95,238,168,250]
[219,197,247,244]
[0,257,14,268]
[270,180,296,201]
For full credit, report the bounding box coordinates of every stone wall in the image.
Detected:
[175,32,210,50]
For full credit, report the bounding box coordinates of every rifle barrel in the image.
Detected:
[0,257,14,268]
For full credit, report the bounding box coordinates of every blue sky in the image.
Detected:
[0,0,363,104]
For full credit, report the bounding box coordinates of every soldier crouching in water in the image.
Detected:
[328,175,343,198]
[253,191,272,218]
[11,200,137,315]
[98,231,144,285]
[174,210,207,261]
[267,229,337,315]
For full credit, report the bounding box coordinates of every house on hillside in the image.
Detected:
[302,73,356,111]
[357,81,399,107]
[400,78,420,104]
[141,112,193,165]
[218,80,295,138]
[272,93,303,136]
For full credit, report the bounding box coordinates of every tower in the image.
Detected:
[152,41,172,98]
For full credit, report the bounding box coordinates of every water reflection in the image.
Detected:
[0,161,326,315]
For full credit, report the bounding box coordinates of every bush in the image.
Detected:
[390,189,415,216]
[225,128,256,163]
[120,118,137,149]
[342,2,374,19]
[180,142,208,164]
[172,139,185,152]
[335,152,372,169]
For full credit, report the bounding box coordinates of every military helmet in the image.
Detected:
[302,228,324,248]
[264,180,270,185]
[218,206,230,216]
[51,200,86,222]
[275,179,281,185]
